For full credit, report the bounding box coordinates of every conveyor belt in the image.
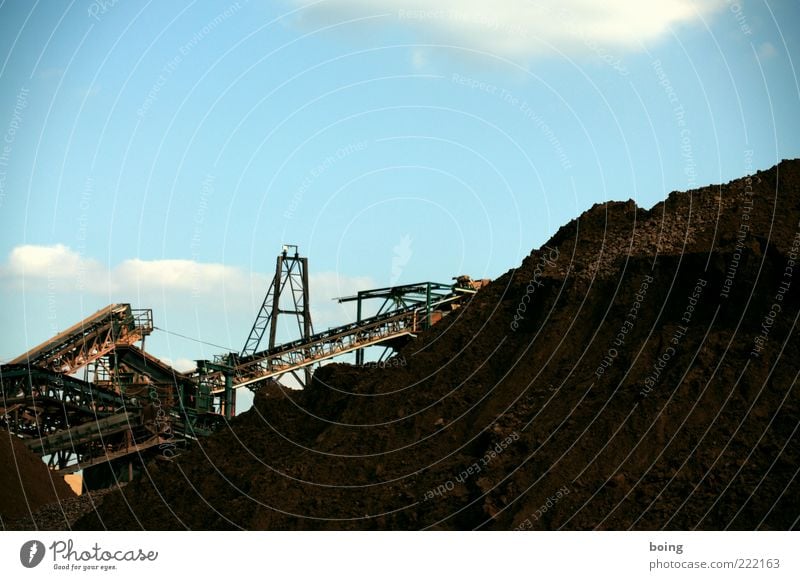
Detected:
[10,304,153,374]
[206,293,464,392]
[114,344,192,386]
[21,411,141,455]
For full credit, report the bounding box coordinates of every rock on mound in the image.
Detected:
[77,160,800,530]
[0,430,75,524]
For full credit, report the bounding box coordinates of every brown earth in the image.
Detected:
[2,486,126,531]
[0,430,75,525]
[77,159,800,530]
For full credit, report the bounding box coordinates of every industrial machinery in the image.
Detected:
[0,245,487,488]
[453,275,492,292]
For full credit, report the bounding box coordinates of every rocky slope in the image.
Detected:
[77,159,800,530]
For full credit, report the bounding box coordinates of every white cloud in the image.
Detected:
[115,258,246,293]
[5,244,106,283]
[290,0,725,59]
[9,244,85,277]
[159,357,198,373]
[0,245,253,297]
[0,244,375,329]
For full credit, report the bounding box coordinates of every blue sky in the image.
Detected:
[0,1,798,400]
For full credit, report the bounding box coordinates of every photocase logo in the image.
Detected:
[19,540,45,568]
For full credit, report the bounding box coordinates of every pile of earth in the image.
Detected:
[0,430,75,527]
[2,486,126,531]
[78,159,800,530]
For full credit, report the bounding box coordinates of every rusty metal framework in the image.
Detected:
[0,364,125,437]
[10,304,153,374]
[0,305,183,476]
[0,363,157,471]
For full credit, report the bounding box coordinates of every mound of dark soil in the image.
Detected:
[77,160,800,530]
[0,430,75,525]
